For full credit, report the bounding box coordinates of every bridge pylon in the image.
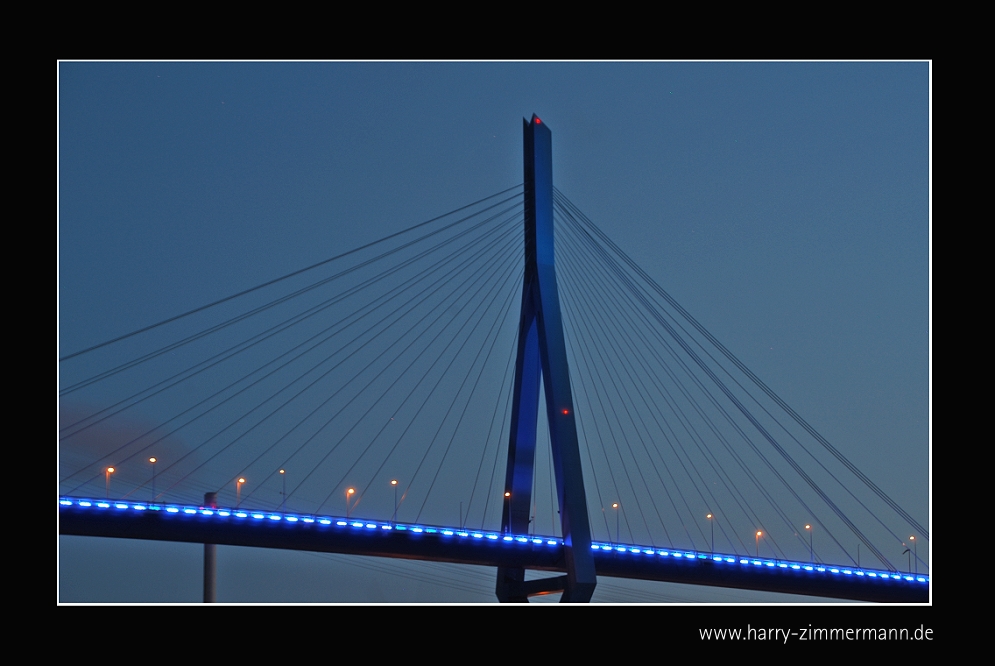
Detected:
[496,115,597,602]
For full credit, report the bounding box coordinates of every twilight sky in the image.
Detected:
[58,61,929,603]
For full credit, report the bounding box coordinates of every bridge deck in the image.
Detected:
[59,498,928,603]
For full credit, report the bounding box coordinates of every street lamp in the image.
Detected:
[279,469,286,512]
[910,535,917,574]
[346,487,355,518]
[612,503,620,544]
[236,477,246,508]
[149,458,157,502]
[105,467,115,499]
[503,491,511,532]
[805,524,813,562]
[706,513,714,554]
[391,479,398,524]
[756,530,763,558]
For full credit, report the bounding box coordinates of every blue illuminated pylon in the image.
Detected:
[496,115,597,602]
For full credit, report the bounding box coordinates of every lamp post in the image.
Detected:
[706,513,714,555]
[279,469,286,512]
[236,477,245,508]
[391,479,398,525]
[149,458,157,503]
[805,524,813,562]
[756,530,762,558]
[909,535,917,574]
[105,467,115,499]
[503,491,511,532]
[612,503,620,544]
[346,487,355,518]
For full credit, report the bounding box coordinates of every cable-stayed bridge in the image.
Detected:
[59,117,928,603]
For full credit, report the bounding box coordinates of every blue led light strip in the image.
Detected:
[59,497,928,584]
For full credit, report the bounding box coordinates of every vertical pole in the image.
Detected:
[392,480,398,525]
[204,492,217,603]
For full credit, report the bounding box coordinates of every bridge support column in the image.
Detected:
[497,115,596,603]
[204,492,217,603]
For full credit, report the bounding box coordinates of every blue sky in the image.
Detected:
[58,61,929,603]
